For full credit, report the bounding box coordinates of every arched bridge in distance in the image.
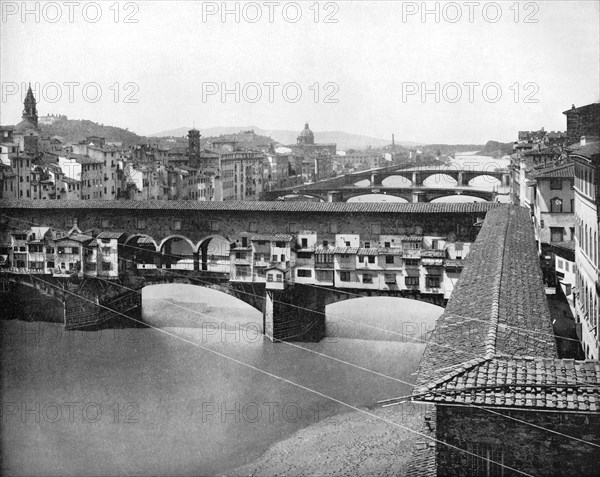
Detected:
[1,199,506,341]
[261,162,511,203]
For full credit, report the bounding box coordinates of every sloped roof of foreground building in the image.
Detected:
[414,205,557,386]
[411,205,599,410]
[411,203,600,407]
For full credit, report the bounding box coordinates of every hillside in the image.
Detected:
[150,125,419,150]
[476,140,514,157]
[40,118,146,146]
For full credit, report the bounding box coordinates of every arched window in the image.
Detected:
[550,197,563,213]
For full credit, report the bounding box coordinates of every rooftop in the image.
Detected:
[530,162,574,179]
[566,141,600,162]
[412,205,562,407]
[0,199,501,215]
[414,357,599,412]
[251,233,294,242]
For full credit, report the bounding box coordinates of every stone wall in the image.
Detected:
[436,405,600,476]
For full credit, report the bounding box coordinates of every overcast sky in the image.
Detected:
[1,0,598,143]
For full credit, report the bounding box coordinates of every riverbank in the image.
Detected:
[229,402,426,476]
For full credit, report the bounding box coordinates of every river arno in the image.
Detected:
[1,284,442,476]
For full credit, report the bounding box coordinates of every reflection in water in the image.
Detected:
[1,284,443,477]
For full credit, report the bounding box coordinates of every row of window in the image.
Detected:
[296,269,441,287]
[11,261,113,271]
[575,269,598,347]
[574,163,596,199]
[575,215,599,267]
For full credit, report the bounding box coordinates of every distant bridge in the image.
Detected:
[262,186,501,203]
[263,162,511,202]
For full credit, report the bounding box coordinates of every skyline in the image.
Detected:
[1,1,599,143]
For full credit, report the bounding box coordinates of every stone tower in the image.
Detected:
[22,83,38,127]
[188,129,201,156]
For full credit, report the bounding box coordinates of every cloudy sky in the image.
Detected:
[1,0,598,143]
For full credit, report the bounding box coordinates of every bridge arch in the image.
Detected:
[466,174,502,186]
[139,282,264,336]
[123,234,160,269]
[323,292,445,341]
[421,172,458,187]
[430,194,487,203]
[159,235,196,270]
[197,235,231,272]
[381,174,413,186]
[158,235,195,252]
[346,193,410,203]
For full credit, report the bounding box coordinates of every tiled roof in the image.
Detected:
[251,234,293,242]
[315,246,335,254]
[549,240,575,252]
[357,248,379,256]
[567,141,600,162]
[414,357,600,412]
[332,247,360,255]
[0,199,500,215]
[413,205,558,403]
[530,163,574,179]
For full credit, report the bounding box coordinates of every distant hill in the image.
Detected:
[150,125,420,150]
[40,118,146,146]
[476,140,514,157]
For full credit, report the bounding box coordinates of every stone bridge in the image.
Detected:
[262,186,499,203]
[262,163,511,201]
[0,199,500,340]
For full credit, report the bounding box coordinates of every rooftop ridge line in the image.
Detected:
[485,206,510,359]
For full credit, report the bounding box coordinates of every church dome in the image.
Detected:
[299,122,314,138]
[297,122,314,145]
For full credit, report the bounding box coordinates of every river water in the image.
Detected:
[1,285,442,476]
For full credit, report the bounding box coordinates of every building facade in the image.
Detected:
[571,139,600,359]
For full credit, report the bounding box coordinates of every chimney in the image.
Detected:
[581,136,586,146]
[392,134,395,148]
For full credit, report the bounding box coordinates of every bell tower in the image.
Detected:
[22,83,38,127]
[188,129,201,155]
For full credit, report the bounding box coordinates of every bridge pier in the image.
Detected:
[412,191,426,203]
[327,191,343,202]
[370,173,383,187]
[502,173,510,187]
[457,172,464,186]
[264,284,326,342]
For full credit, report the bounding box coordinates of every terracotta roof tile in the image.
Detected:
[0,199,501,215]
